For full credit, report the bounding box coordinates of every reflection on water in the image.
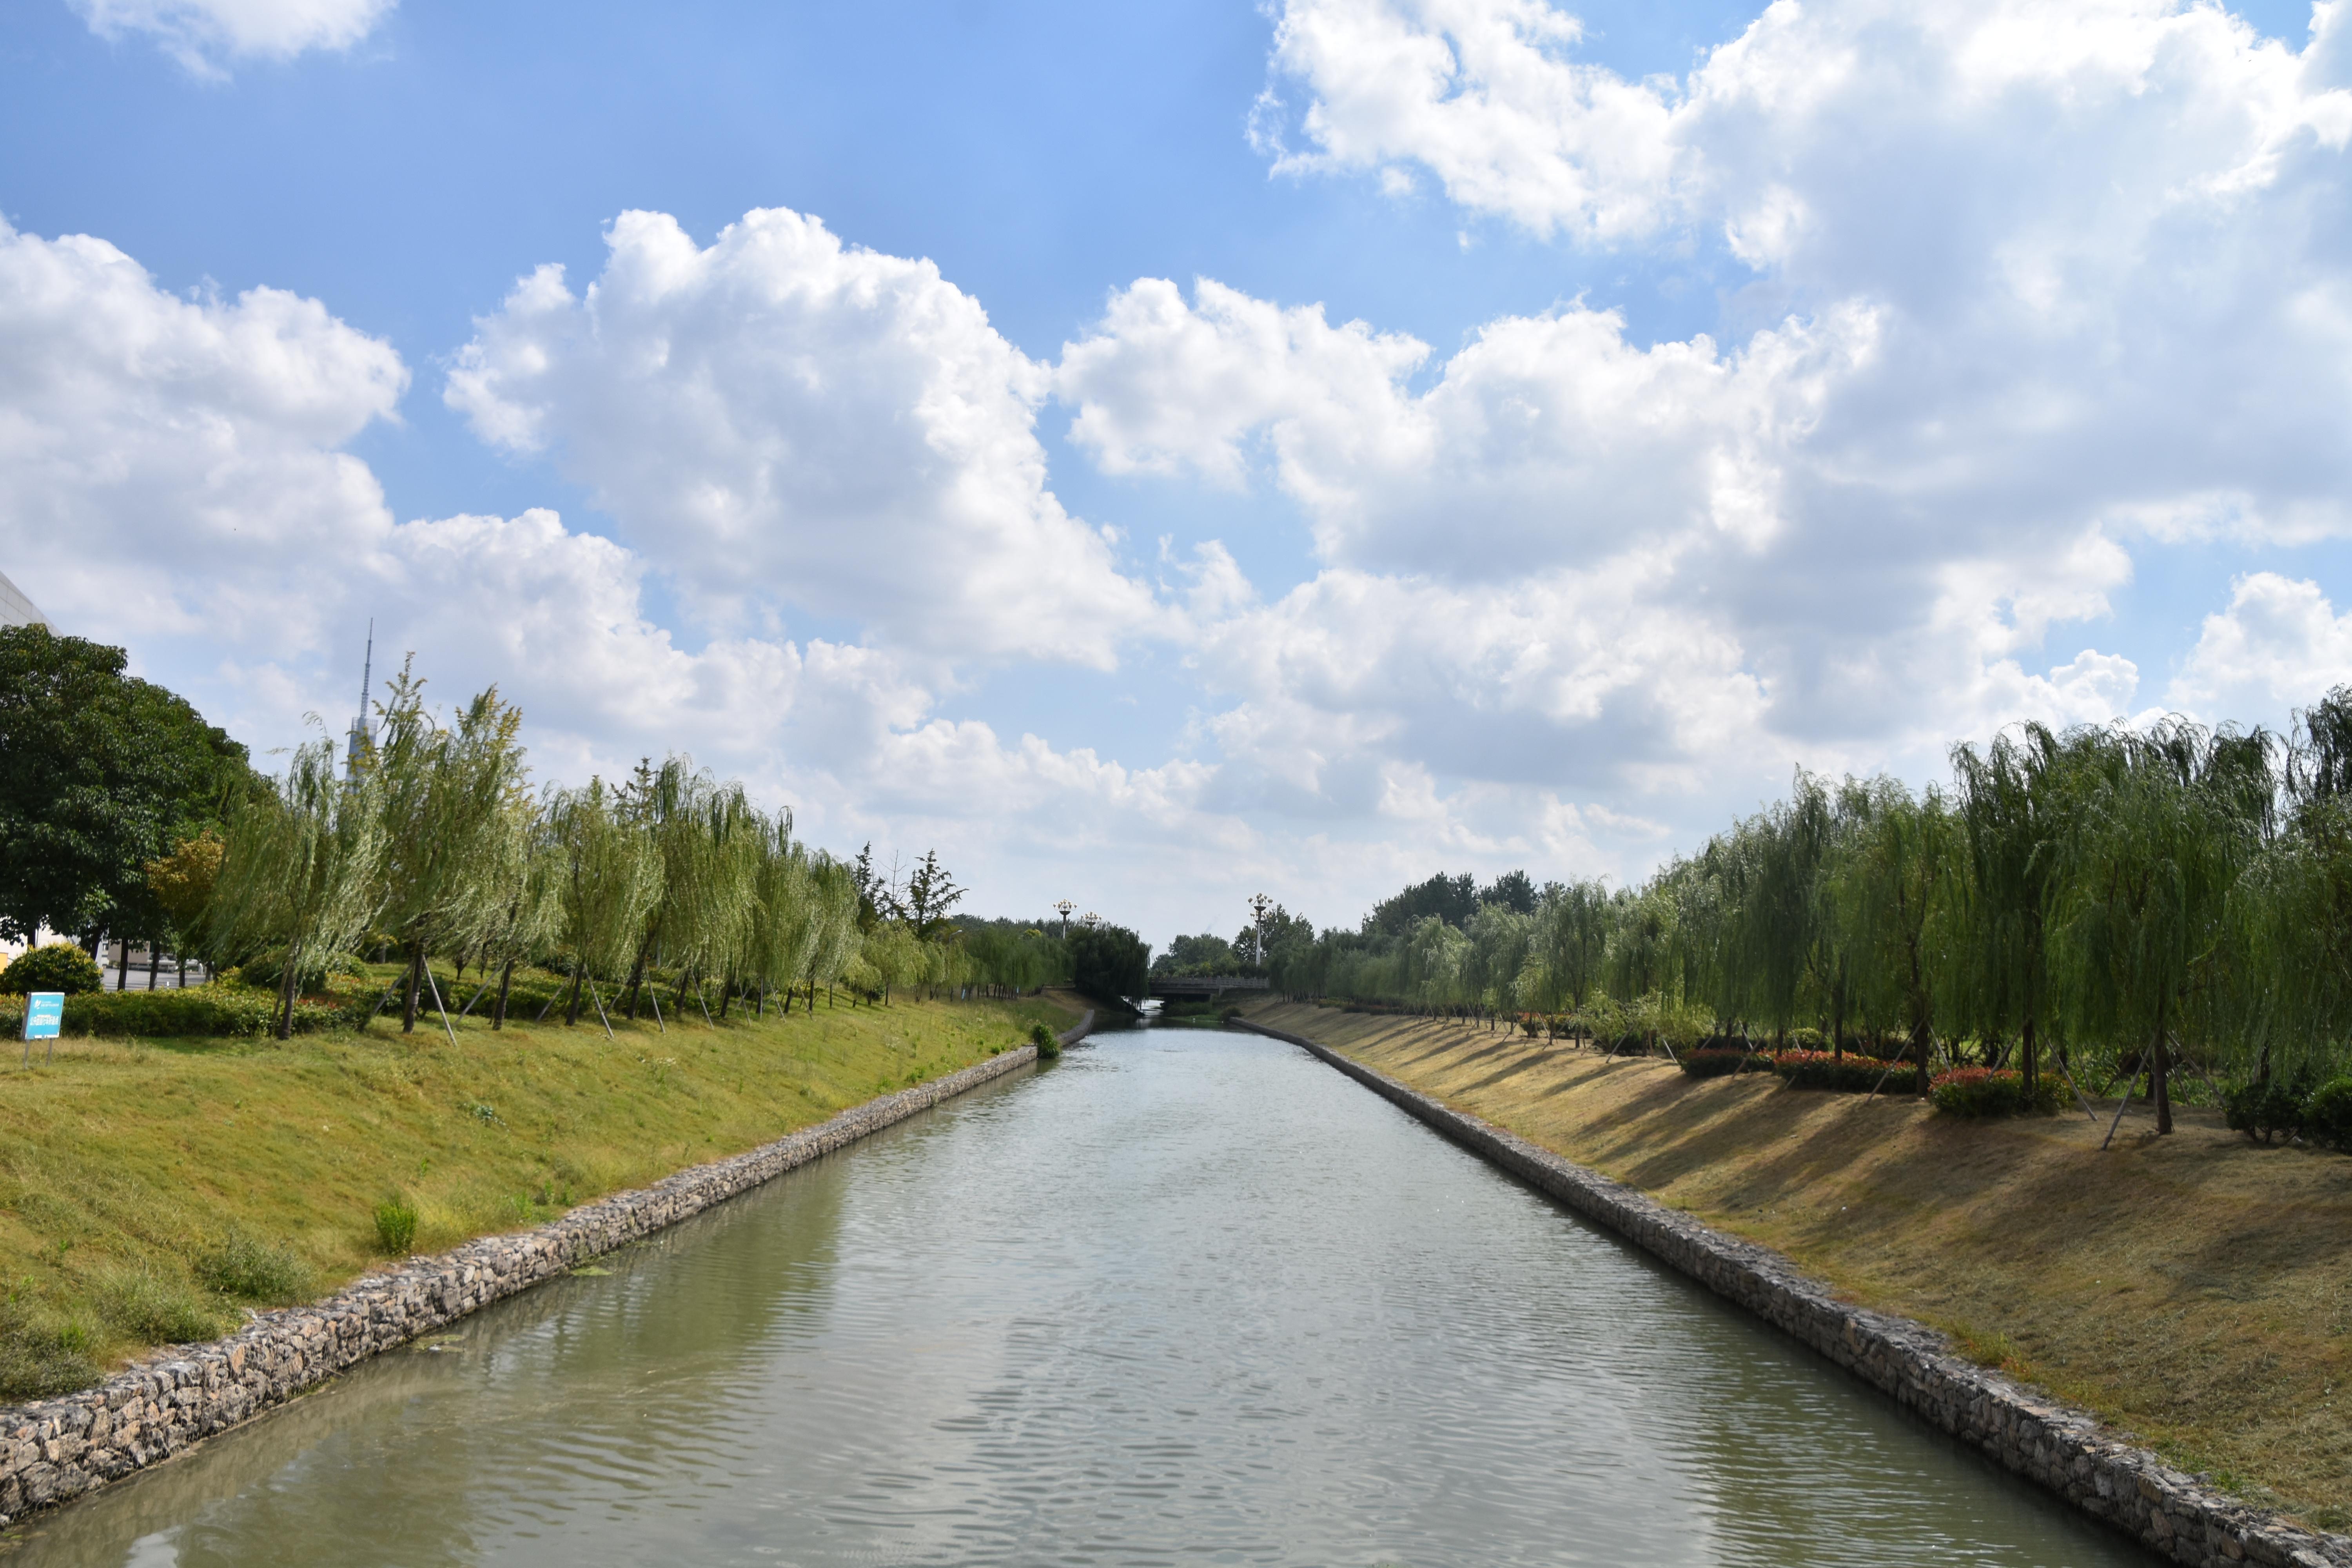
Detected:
[4,1031,2153,1567]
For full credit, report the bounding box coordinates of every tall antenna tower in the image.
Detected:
[346,619,374,776]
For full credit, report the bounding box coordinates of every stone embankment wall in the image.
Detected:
[0,1010,1096,1528]
[1236,1017,2352,1568]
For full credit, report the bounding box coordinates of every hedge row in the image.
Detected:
[0,988,361,1040]
[1771,1049,1924,1094]
[1929,1067,2062,1118]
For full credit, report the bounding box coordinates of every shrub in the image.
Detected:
[0,942,102,995]
[2304,1078,2352,1152]
[374,1197,419,1255]
[1681,1047,1769,1078]
[1785,1027,1828,1052]
[0,1296,98,1400]
[195,1232,314,1303]
[1931,1067,2061,1118]
[1030,1020,1063,1060]
[0,988,358,1039]
[1773,1049,1923,1094]
[96,1265,220,1344]
[2223,1076,2309,1145]
[227,948,362,995]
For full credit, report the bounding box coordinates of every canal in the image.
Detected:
[3,1028,2152,1566]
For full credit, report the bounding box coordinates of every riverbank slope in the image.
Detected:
[1244,999,2352,1528]
[0,986,1079,1399]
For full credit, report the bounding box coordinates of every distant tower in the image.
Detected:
[347,619,374,775]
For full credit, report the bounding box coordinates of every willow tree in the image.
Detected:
[1523,879,1613,1013]
[1946,724,2066,1102]
[2221,690,2352,1081]
[205,736,387,1038]
[797,853,863,1008]
[1825,776,1953,1082]
[2050,720,2271,1136]
[546,779,661,1027]
[739,818,810,1015]
[470,799,564,1029]
[369,668,533,1034]
[617,760,759,1021]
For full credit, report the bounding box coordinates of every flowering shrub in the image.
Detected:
[1680,1047,1769,1078]
[1930,1067,2061,1118]
[1773,1049,1922,1093]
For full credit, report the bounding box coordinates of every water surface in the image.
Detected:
[4,1029,2152,1566]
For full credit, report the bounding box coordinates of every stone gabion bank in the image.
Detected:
[1237,1018,2352,1568]
[0,1012,1094,1529]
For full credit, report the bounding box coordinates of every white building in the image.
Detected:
[0,568,47,630]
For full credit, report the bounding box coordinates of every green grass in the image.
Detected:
[0,966,1076,1398]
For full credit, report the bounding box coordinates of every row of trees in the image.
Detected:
[185,661,1077,1036]
[1270,694,2352,1134]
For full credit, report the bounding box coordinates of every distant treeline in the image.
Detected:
[1263,690,2352,1134]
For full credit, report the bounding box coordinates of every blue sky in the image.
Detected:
[4,0,2351,948]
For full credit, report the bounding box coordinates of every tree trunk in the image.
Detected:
[492,958,515,1030]
[2022,1014,2039,1107]
[116,938,130,991]
[623,946,649,1020]
[147,946,160,989]
[401,940,425,1034]
[2152,1017,2174,1136]
[719,976,733,1020]
[564,961,586,1026]
[276,942,301,1040]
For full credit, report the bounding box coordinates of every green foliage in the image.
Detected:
[95,1265,220,1344]
[0,940,102,994]
[374,1197,419,1255]
[194,1232,314,1303]
[1773,1050,1922,1093]
[0,624,257,946]
[231,946,363,995]
[2304,1078,2352,1152]
[1930,1067,2061,1117]
[1069,922,1151,1008]
[2223,1074,2310,1145]
[1680,1047,1768,1078]
[0,987,356,1038]
[0,1294,98,1400]
[1031,1020,1062,1060]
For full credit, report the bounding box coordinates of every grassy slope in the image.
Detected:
[1249,999,2352,1528]
[0,968,1078,1396]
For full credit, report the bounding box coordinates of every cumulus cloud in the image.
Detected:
[1026,0,2352,851]
[73,0,394,74]
[0,214,1282,939]
[0,218,407,664]
[2170,573,2352,724]
[448,207,1166,669]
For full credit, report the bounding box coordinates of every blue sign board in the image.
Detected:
[23,993,61,1041]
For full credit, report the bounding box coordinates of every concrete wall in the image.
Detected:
[0,1009,1097,1529]
[1236,1016,2352,1568]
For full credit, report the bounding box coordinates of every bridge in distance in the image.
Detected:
[1146,975,1270,1000]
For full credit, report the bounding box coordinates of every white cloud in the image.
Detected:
[1259,0,2352,250]
[0,218,407,663]
[448,207,1167,669]
[2170,573,2352,723]
[73,0,393,74]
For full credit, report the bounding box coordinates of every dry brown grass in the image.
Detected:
[1251,999,2352,1527]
